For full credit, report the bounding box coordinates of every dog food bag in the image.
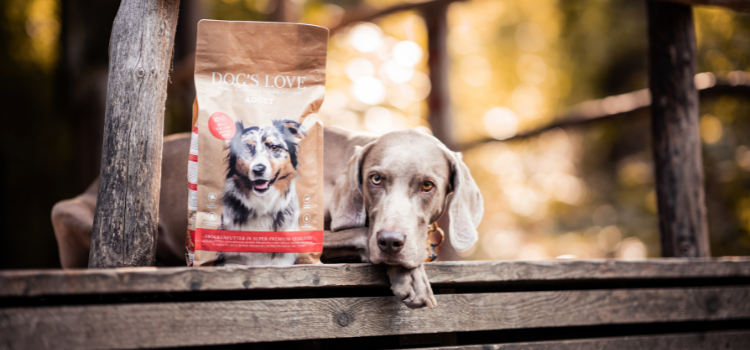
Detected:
[186,20,328,266]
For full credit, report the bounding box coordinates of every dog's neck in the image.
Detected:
[222,179,300,231]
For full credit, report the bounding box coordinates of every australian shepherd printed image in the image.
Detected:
[217,119,306,266]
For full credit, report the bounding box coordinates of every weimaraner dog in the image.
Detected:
[52,126,484,309]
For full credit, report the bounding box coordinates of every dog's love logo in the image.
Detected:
[208,112,237,140]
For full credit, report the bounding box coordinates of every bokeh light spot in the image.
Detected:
[364,106,393,134]
[392,40,423,67]
[483,107,518,140]
[381,60,415,84]
[351,76,386,105]
[349,23,383,53]
[616,237,647,259]
[346,58,375,81]
[700,114,723,144]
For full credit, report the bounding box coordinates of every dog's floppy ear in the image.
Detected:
[330,141,375,231]
[275,119,307,141]
[227,121,246,153]
[274,119,306,169]
[442,149,484,251]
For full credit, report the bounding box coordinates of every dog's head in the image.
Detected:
[329,129,483,268]
[226,119,306,197]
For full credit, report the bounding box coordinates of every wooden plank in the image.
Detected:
[1,287,748,349]
[88,0,181,267]
[647,1,710,258]
[417,330,750,349]
[425,257,750,283]
[2,259,750,297]
[660,0,750,13]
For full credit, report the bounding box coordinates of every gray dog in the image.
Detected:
[52,126,483,309]
[322,127,483,308]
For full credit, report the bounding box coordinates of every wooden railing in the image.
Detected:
[2,258,749,348]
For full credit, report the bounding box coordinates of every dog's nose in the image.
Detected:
[252,164,266,176]
[376,230,406,254]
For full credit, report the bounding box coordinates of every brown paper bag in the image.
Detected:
[186,20,328,266]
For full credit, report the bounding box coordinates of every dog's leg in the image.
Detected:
[387,264,437,309]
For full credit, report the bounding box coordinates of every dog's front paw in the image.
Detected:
[386,265,437,309]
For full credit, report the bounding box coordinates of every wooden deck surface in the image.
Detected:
[1,258,749,296]
[1,259,748,349]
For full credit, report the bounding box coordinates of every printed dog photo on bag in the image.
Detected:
[216,119,306,266]
[187,20,328,267]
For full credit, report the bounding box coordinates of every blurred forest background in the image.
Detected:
[1,0,749,269]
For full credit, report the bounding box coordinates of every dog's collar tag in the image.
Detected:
[425,222,445,262]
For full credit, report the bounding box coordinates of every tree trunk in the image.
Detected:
[424,3,462,261]
[89,0,181,268]
[647,1,710,258]
[423,2,455,151]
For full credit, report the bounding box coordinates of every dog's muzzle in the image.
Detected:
[250,163,276,193]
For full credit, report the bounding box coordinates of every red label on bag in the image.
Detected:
[194,228,323,253]
[186,230,196,251]
[208,112,236,140]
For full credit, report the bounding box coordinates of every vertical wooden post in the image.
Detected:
[89,0,181,268]
[423,2,456,151]
[647,1,710,258]
[424,3,462,261]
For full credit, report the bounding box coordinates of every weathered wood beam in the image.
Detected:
[3,258,749,297]
[658,0,750,12]
[330,0,466,34]
[459,71,750,150]
[2,286,749,348]
[417,331,750,350]
[647,1,710,258]
[89,0,181,268]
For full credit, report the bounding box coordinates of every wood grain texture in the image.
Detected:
[2,258,750,297]
[417,330,750,350]
[2,287,748,349]
[88,0,181,268]
[647,1,710,258]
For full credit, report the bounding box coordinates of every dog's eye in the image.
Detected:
[421,181,434,192]
[370,174,382,185]
[270,145,279,151]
